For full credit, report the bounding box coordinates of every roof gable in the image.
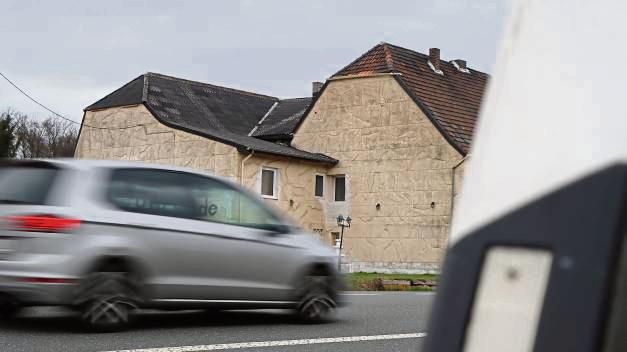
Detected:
[83,73,334,164]
[85,75,144,111]
[333,42,489,154]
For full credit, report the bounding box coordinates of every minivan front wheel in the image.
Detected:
[75,272,138,332]
[296,275,336,323]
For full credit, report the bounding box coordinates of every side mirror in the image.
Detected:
[425,164,627,352]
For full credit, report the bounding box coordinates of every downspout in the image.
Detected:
[240,148,255,185]
[450,155,469,216]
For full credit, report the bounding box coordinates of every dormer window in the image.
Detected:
[428,60,444,75]
[452,59,470,73]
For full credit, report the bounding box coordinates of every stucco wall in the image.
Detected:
[75,105,241,179]
[291,75,464,272]
[452,157,467,210]
[241,155,330,232]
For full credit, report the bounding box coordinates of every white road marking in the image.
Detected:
[101,332,427,352]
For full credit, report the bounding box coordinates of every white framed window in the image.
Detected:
[314,174,324,198]
[334,175,346,202]
[261,167,278,199]
[332,232,341,248]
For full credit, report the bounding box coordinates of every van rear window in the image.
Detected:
[0,164,59,205]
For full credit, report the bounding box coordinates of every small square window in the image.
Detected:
[315,175,324,197]
[332,232,341,248]
[334,176,345,202]
[261,168,277,198]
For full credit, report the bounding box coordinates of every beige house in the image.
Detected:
[75,43,488,273]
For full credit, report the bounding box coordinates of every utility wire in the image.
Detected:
[0,71,140,130]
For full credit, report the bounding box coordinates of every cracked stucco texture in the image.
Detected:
[291,75,464,271]
[75,74,465,273]
[75,105,241,179]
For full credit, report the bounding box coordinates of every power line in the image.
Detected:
[0,71,139,131]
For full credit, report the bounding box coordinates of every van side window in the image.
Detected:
[107,169,198,219]
[106,168,282,230]
[0,164,60,205]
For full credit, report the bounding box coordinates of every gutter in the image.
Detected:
[254,133,293,142]
[240,149,255,185]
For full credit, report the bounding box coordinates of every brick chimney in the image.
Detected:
[429,48,441,72]
[312,81,323,97]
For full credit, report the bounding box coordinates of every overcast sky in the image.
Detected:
[1,0,509,123]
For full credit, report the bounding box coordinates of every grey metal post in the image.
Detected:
[337,225,345,272]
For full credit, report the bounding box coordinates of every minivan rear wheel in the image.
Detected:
[296,275,336,323]
[0,295,21,319]
[74,272,138,332]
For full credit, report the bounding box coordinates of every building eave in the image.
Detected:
[141,103,337,165]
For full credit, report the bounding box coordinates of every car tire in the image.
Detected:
[0,295,21,319]
[296,275,336,324]
[74,272,138,332]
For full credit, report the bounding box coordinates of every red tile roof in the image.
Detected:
[333,42,489,154]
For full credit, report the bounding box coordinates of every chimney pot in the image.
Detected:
[312,81,323,97]
[429,48,441,71]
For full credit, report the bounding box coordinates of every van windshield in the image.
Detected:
[0,164,60,205]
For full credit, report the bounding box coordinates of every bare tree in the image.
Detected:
[14,116,46,158]
[41,117,78,157]
[11,111,78,158]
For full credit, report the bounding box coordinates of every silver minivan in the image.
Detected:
[0,159,343,331]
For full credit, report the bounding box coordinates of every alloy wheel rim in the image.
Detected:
[301,297,333,319]
[83,295,134,325]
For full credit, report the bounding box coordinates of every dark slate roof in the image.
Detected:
[144,73,277,136]
[85,75,144,110]
[250,97,313,140]
[333,42,489,154]
[85,73,336,164]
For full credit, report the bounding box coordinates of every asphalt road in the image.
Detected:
[0,292,434,352]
